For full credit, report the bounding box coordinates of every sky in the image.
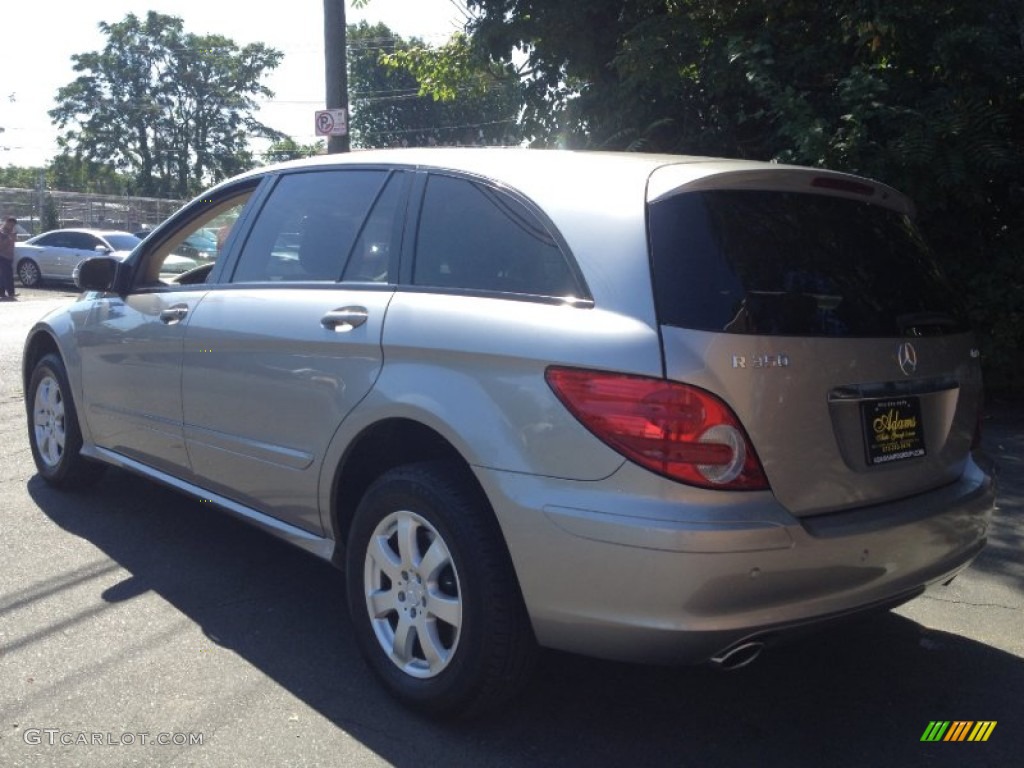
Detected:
[0,0,470,168]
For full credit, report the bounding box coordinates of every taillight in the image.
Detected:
[545,367,769,490]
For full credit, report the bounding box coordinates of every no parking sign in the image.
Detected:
[314,108,348,136]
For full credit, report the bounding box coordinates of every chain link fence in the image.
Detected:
[0,187,185,236]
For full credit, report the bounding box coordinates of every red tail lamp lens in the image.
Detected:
[545,367,769,490]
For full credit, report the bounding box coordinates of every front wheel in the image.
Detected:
[346,462,536,717]
[27,353,106,488]
[18,259,42,287]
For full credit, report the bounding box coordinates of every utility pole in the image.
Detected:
[323,0,350,153]
[36,169,45,229]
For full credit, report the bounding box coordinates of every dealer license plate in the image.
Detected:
[861,397,926,466]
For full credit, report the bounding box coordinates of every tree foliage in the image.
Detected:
[262,137,325,164]
[1,157,131,194]
[0,165,42,189]
[50,12,285,199]
[438,0,1024,391]
[347,22,524,148]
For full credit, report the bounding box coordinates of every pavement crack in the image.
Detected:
[920,594,1020,611]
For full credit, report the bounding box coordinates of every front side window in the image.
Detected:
[231,170,387,283]
[413,174,578,298]
[67,233,103,251]
[136,191,254,284]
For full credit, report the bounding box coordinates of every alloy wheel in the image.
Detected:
[18,260,41,287]
[363,509,463,679]
[33,374,66,468]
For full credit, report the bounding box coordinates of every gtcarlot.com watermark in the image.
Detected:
[23,729,204,747]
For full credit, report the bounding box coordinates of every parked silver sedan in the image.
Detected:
[15,228,196,286]
[22,149,994,717]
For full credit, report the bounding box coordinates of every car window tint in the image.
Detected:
[45,232,77,249]
[648,190,967,337]
[341,173,405,283]
[68,233,100,250]
[413,174,576,298]
[104,234,141,251]
[231,170,387,283]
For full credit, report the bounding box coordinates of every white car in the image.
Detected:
[15,228,196,286]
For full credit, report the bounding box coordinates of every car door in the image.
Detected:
[180,168,408,534]
[54,232,99,279]
[77,186,261,476]
[28,232,72,278]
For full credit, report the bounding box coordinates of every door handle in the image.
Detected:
[159,305,189,325]
[321,306,368,332]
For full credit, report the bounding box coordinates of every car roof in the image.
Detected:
[224,146,913,214]
[34,228,137,237]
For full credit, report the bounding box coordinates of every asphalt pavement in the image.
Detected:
[1,286,1021,768]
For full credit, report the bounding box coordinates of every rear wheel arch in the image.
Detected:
[329,418,480,554]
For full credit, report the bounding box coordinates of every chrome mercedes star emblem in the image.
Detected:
[897,341,918,376]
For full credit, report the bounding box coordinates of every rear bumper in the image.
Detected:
[479,457,994,664]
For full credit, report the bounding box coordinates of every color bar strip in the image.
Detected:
[945,721,972,742]
[968,721,997,742]
[921,721,950,742]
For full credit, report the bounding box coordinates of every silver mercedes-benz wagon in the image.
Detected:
[23,149,994,716]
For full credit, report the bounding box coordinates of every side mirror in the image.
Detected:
[94,244,112,253]
[75,256,120,292]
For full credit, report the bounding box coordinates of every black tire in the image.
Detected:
[27,353,106,488]
[18,258,42,287]
[346,461,536,718]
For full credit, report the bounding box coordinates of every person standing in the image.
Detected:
[0,216,18,300]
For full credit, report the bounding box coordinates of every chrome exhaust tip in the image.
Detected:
[710,641,764,671]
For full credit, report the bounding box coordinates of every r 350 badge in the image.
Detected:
[732,354,790,369]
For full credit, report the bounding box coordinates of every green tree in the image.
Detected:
[48,155,133,194]
[262,138,325,164]
[40,194,60,232]
[1,159,132,194]
[50,11,285,199]
[347,22,524,148]
[0,165,43,189]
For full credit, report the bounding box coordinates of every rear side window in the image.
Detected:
[35,233,73,248]
[648,191,966,337]
[413,174,578,298]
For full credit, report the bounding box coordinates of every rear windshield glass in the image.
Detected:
[648,191,966,337]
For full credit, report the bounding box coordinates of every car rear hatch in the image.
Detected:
[646,165,983,517]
